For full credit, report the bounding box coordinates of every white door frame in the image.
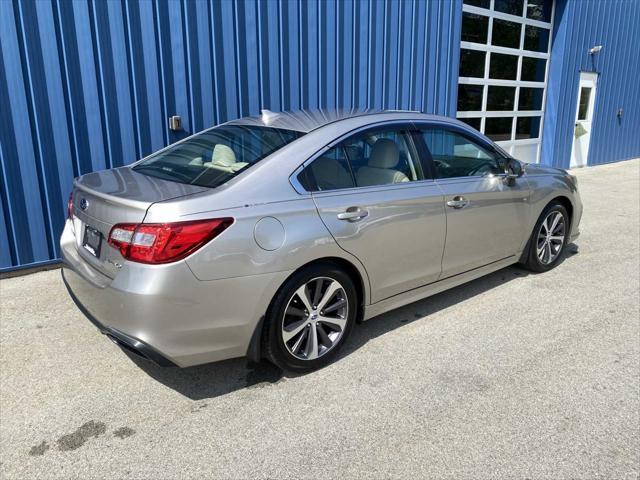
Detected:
[570,71,598,168]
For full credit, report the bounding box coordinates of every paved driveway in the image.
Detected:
[1,160,638,479]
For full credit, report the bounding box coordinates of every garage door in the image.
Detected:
[456,0,554,164]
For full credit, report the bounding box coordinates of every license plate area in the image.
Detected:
[82,225,102,257]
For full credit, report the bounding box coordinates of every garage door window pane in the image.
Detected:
[492,19,520,48]
[527,0,552,22]
[489,53,518,79]
[458,0,553,160]
[515,117,541,139]
[457,84,484,111]
[462,13,489,44]
[463,0,490,8]
[487,86,515,110]
[521,57,546,82]
[459,49,486,78]
[485,117,513,141]
[518,87,544,110]
[459,118,482,131]
[494,0,524,17]
[524,25,550,52]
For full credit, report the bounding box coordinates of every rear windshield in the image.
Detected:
[132,125,304,188]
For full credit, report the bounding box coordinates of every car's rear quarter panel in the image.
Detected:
[180,198,370,299]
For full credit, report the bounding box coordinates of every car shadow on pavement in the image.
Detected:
[127,247,577,400]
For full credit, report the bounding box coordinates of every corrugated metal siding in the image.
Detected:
[541,0,640,168]
[0,0,463,271]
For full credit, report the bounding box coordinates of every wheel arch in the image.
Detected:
[274,256,368,318]
[549,195,573,226]
[520,195,574,265]
[246,255,369,363]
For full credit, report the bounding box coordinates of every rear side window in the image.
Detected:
[298,146,355,191]
[133,125,303,188]
[420,128,505,178]
[298,128,423,191]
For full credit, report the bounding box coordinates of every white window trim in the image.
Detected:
[460,42,550,59]
[463,4,553,29]
[457,0,555,163]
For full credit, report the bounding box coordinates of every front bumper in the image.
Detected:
[570,190,584,242]
[60,220,291,367]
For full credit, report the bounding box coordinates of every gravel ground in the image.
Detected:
[1,159,638,479]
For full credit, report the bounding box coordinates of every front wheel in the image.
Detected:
[521,201,569,272]
[263,263,357,372]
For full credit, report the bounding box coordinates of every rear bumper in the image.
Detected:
[61,269,176,366]
[60,220,291,367]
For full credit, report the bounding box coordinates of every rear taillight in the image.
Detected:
[67,192,73,219]
[108,218,233,264]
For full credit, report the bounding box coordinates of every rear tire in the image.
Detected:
[521,201,569,272]
[263,263,357,373]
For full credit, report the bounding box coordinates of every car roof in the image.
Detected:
[226,108,456,133]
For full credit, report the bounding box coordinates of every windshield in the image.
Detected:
[133,125,304,188]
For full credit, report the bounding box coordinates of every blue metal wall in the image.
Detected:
[0,0,463,271]
[542,0,640,168]
[2,0,638,272]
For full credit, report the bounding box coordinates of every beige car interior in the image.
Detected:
[188,144,249,173]
[355,138,410,187]
[309,137,414,190]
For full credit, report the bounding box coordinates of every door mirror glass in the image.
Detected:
[505,158,524,179]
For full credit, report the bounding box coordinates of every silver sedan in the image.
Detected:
[61,109,582,372]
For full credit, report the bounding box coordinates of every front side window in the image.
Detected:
[299,128,423,191]
[421,128,505,179]
[133,125,303,188]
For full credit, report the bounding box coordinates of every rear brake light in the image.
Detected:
[67,192,73,219]
[108,218,233,264]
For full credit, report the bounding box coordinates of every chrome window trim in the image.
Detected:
[308,178,438,198]
[434,173,509,185]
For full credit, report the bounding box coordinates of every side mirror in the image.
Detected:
[504,159,524,184]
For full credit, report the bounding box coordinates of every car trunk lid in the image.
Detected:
[69,167,208,278]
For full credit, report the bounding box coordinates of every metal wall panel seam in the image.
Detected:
[123,0,143,160]
[0,2,40,264]
[52,0,81,178]
[0,146,20,266]
[16,0,54,257]
[89,0,114,171]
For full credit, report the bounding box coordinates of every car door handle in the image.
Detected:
[446,196,469,209]
[337,207,369,222]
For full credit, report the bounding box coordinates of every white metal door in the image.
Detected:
[570,72,598,168]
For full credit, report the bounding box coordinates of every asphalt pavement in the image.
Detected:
[1,159,638,479]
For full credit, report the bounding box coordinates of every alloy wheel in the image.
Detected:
[281,277,349,360]
[536,210,566,265]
